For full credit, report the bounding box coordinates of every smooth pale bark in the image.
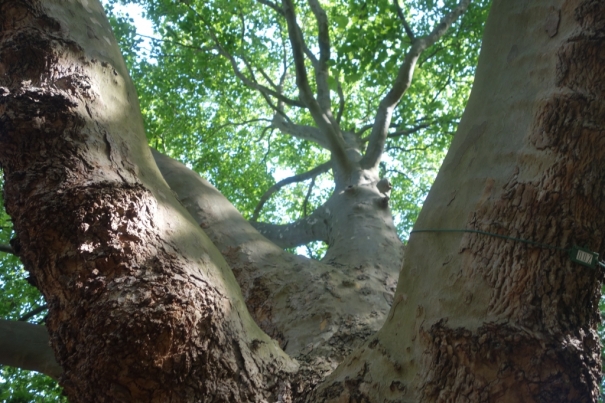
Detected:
[310,0,605,401]
[0,1,296,401]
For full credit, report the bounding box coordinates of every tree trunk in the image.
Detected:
[309,0,605,401]
[0,1,297,401]
[153,151,401,376]
[1,0,604,401]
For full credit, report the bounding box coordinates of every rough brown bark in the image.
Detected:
[0,1,296,401]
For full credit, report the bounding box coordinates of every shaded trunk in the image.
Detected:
[310,0,605,401]
[0,1,297,401]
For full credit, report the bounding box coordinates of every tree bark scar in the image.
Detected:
[419,1,605,401]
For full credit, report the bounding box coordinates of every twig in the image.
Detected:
[335,71,345,124]
[302,176,316,217]
[186,2,305,108]
[392,0,416,41]
[252,161,331,221]
[18,305,48,322]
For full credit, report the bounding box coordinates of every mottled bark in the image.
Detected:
[310,0,605,401]
[0,1,296,402]
[153,151,399,376]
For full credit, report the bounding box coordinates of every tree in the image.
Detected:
[0,0,603,401]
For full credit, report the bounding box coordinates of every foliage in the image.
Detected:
[0,366,67,403]
[104,0,491,238]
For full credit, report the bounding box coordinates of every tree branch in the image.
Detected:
[393,0,416,41]
[257,0,284,16]
[271,116,330,148]
[251,210,329,249]
[152,150,383,371]
[18,305,48,322]
[303,177,316,218]
[335,71,345,124]
[357,120,430,140]
[252,161,331,221]
[387,122,430,139]
[281,0,352,173]
[0,243,14,254]
[0,319,61,379]
[188,3,305,109]
[360,0,471,170]
[308,0,332,112]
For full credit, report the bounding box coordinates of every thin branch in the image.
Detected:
[0,243,14,254]
[213,118,273,134]
[386,168,413,182]
[256,62,282,92]
[261,129,274,165]
[305,244,316,260]
[360,0,471,170]
[281,0,352,173]
[259,125,274,141]
[257,0,285,16]
[252,161,331,221]
[393,0,416,41]
[303,176,316,218]
[308,0,332,111]
[135,33,212,53]
[262,91,294,122]
[418,45,444,67]
[387,123,430,139]
[335,71,345,124]
[386,145,431,153]
[358,121,429,141]
[186,3,305,109]
[18,305,48,322]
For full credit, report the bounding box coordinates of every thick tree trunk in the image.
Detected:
[1,0,604,401]
[309,0,605,401]
[0,1,297,401]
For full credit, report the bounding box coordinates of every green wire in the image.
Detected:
[411,228,605,269]
[410,228,568,252]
